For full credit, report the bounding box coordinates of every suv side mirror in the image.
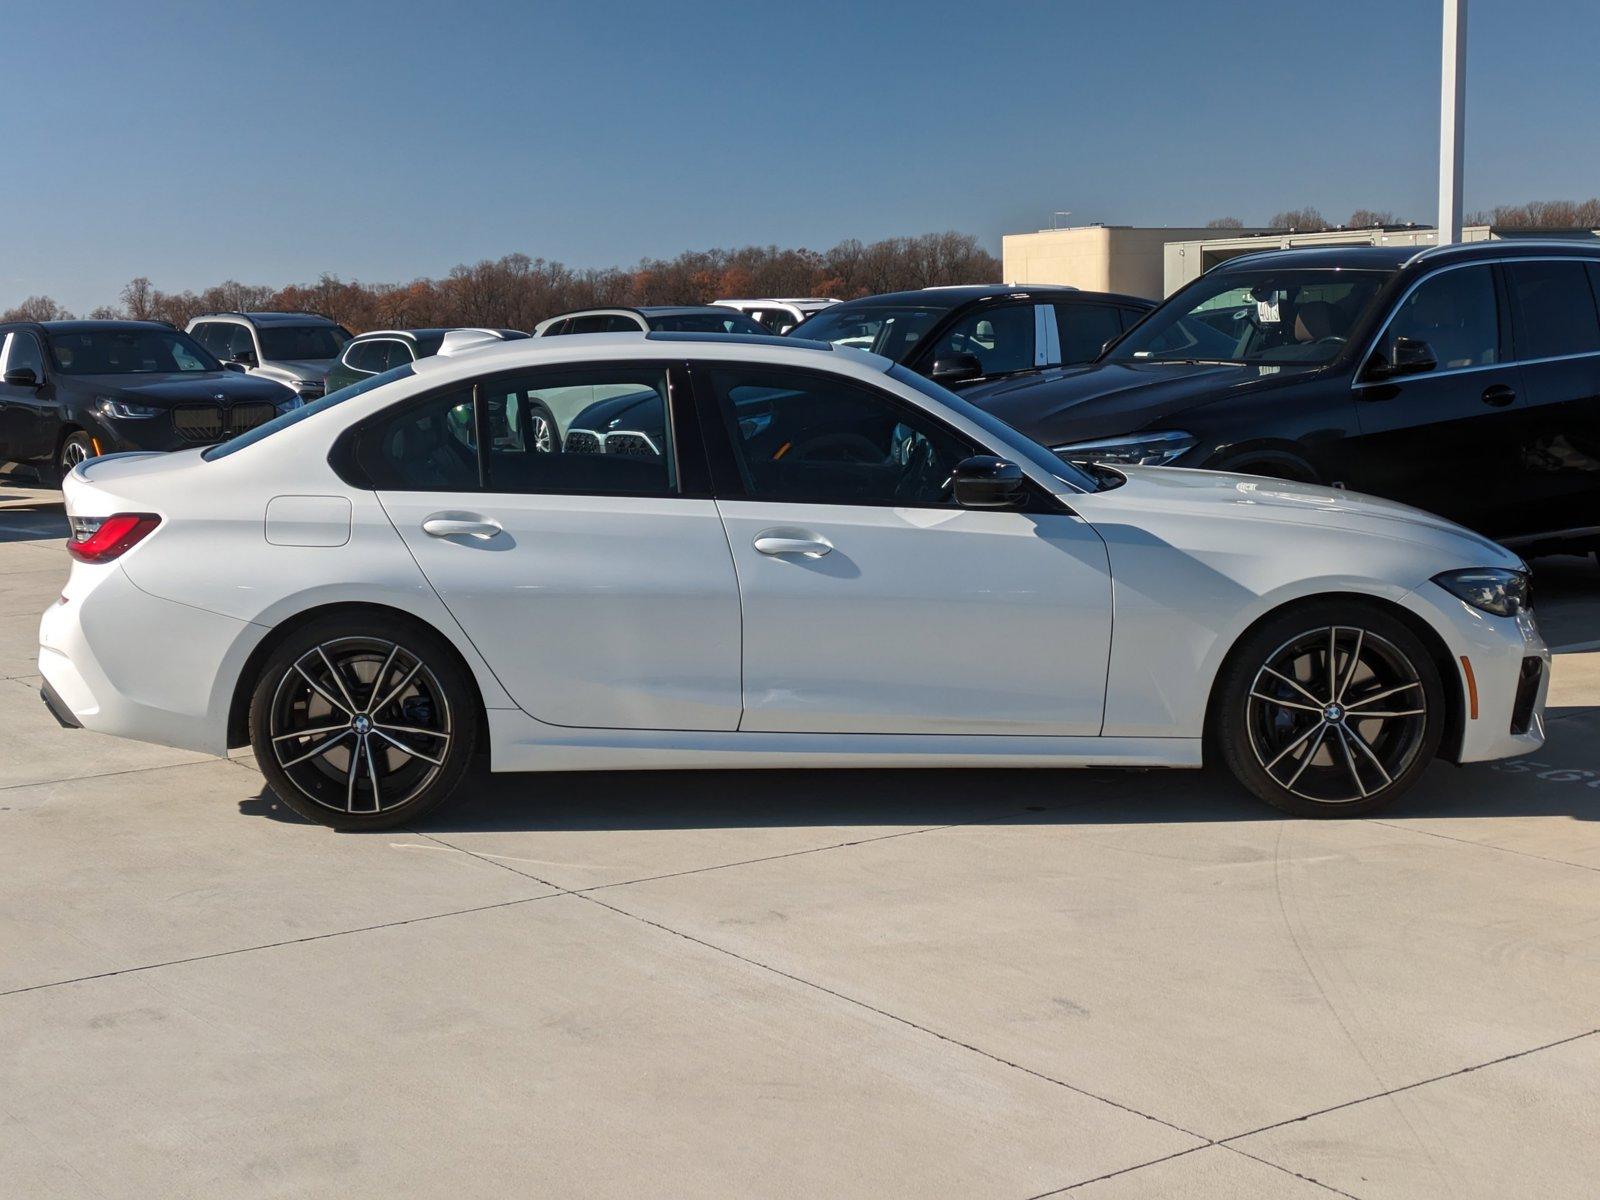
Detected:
[1367,336,1436,381]
[222,361,247,374]
[930,353,984,385]
[230,349,258,368]
[3,367,39,388]
[952,455,1025,509]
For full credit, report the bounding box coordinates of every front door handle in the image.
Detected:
[422,514,503,540]
[1481,384,1517,408]
[753,529,832,558]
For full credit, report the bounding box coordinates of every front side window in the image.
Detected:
[48,328,219,374]
[1113,269,1392,366]
[344,340,386,373]
[379,340,415,372]
[223,324,257,360]
[708,366,974,507]
[256,325,351,360]
[926,304,1035,377]
[1506,260,1600,360]
[6,331,45,375]
[192,322,229,355]
[1057,302,1125,364]
[1381,265,1500,371]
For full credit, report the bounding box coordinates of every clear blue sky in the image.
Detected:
[4,0,1595,314]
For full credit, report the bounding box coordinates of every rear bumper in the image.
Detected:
[39,678,81,728]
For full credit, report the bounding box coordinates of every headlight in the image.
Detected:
[1052,430,1196,467]
[1432,568,1531,616]
[94,397,163,419]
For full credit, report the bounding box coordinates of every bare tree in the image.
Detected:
[1473,199,1600,228]
[1267,207,1329,232]
[1347,209,1398,227]
[1,295,73,322]
[1205,216,1245,229]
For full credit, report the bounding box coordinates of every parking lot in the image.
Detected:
[2,472,1597,1198]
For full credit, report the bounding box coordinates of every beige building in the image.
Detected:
[1002,225,1271,299]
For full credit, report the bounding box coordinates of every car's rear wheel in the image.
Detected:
[1214,602,1444,817]
[248,615,479,830]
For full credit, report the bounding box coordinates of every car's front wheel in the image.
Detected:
[1213,602,1445,817]
[248,615,479,830]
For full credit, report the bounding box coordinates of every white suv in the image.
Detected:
[187,312,353,404]
[714,297,839,334]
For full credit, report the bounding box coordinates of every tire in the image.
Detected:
[50,430,95,486]
[525,401,558,453]
[1212,601,1445,818]
[248,613,479,830]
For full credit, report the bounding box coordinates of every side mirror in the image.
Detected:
[230,350,258,368]
[3,367,39,388]
[930,352,984,385]
[1367,336,1436,380]
[952,455,1025,509]
[221,361,247,374]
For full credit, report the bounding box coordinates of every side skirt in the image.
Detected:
[486,710,1202,772]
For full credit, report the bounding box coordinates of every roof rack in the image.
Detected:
[1406,236,1600,267]
[192,309,338,322]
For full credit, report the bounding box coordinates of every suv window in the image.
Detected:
[378,340,415,372]
[481,368,674,495]
[5,331,44,376]
[223,324,257,361]
[1056,302,1124,364]
[708,366,974,507]
[926,304,1034,377]
[1506,260,1600,360]
[192,322,230,356]
[345,340,388,373]
[1382,265,1500,371]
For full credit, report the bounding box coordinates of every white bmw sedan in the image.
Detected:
[40,332,1548,829]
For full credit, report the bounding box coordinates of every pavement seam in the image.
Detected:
[1020,1142,1364,1199]
[0,756,219,794]
[1367,817,1600,875]
[0,891,562,999]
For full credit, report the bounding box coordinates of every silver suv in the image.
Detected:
[186,312,352,405]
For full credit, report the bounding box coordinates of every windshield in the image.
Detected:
[886,364,1099,493]
[257,325,352,361]
[647,311,766,334]
[48,328,219,375]
[203,364,413,460]
[791,305,946,362]
[1111,268,1393,366]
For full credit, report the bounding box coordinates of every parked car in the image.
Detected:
[713,297,839,334]
[535,306,767,336]
[42,331,1545,831]
[0,319,300,479]
[186,311,353,405]
[325,328,529,394]
[788,285,1154,388]
[966,241,1600,552]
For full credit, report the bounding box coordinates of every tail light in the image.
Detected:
[67,513,161,562]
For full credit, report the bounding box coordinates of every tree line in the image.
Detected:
[1207,198,1600,232]
[0,230,1001,331]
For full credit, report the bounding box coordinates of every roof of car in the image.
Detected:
[6,319,178,334]
[194,311,341,326]
[1211,239,1600,275]
[823,284,1148,310]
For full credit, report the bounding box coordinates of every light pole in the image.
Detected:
[1438,0,1467,243]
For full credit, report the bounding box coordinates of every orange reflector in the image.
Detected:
[90,437,103,455]
[1460,656,1479,720]
[773,441,792,460]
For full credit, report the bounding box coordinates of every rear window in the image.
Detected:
[203,364,414,460]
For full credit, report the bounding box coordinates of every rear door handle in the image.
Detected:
[1481,384,1517,408]
[753,529,832,557]
[422,514,503,540]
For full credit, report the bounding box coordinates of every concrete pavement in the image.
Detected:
[2,476,1597,1198]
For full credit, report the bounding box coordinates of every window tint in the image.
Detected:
[540,319,569,337]
[1507,260,1600,360]
[1056,302,1124,364]
[6,331,44,375]
[192,322,229,355]
[379,340,415,371]
[223,324,257,360]
[648,311,765,334]
[345,340,387,373]
[257,325,350,360]
[358,389,480,490]
[927,304,1035,377]
[1382,266,1499,371]
[481,368,674,495]
[567,314,637,334]
[709,366,975,507]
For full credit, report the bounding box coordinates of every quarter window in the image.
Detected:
[928,304,1035,377]
[358,389,479,491]
[708,366,975,507]
[1506,260,1600,360]
[1056,302,1124,364]
[1381,266,1500,371]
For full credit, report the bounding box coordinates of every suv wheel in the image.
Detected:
[56,431,95,482]
[249,615,479,830]
[1214,602,1444,817]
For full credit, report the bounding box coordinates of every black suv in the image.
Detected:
[0,320,295,479]
[789,285,1154,387]
[966,241,1600,549]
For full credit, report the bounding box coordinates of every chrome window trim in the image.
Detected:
[1352,254,1600,390]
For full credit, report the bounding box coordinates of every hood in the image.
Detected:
[1099,465,1521,569]
[964,359,1318,446]
[255,358,334,384]
[69,372,292,405]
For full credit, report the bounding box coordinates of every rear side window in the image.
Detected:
[1506,260,1600,360]
[1056,302,1125,364]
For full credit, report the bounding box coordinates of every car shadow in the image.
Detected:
[238,702,1600,832]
